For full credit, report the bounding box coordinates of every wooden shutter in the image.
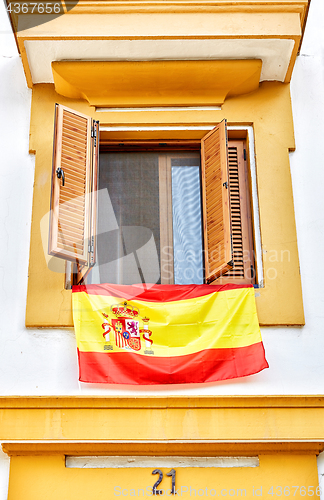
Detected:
[201,121,233,282]
[49,104,98,278]
[223,140,255,284]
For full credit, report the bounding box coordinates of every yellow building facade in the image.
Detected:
[2,0,324,498]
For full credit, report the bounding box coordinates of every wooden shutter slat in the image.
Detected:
[61,138,87,150]
[61,149,88,163]
[62,134,87,147]
[59,178,86,192]
[61,125,88,142]
[63,114,88,129]
[61,153,87,166]
[201,121,233,282]
[61,147,87,159]
[58,213,85,226]
[62,144,87,158]
[62,140,87,153]
[59,177,86,191]
[49,104,97,266]
[60,157,88,174]
[59,185,86,198]
[60,184,86,197]
[62,124,87,136]
[57,228,84,242]
[63,113,88,127]
[59,164,87,180]
[59,193,86,206]
[63,120,88,133]
[58,229,85,243]
[62,129,87,141]
[58,195,85,206]
[58,221,85,233]
[62,136,87,147]
[206,197,224,214]
[59,203,86,216]
[57,241,84,253]
[57,233,84,247]
[59,207,85,219]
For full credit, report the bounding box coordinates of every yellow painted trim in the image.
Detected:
[16,15,303,39]
[5,454,320,500]
[285,38,300,82]
[18,39,33,89]
[1,396,324,444]
[2,399,322,500]
[3,441,324,457]
[9,1,310,30]
[2,395,324,409]
[26,81,304,327]
[52,60,262,107]
[11,4,306,89]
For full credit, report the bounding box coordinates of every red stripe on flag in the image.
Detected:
[73,283,253,302]
[77,342,268,385]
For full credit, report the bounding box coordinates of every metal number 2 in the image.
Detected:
[152,469,163,495]
[152,469,176,495]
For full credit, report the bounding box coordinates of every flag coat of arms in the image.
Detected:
[72,283,268,385]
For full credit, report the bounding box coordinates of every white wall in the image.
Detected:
[0,1,323,396]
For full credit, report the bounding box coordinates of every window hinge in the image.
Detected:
[223,181,228,189]
[244,149,247,161]
[91,124,97,147]
[88,236,94,254]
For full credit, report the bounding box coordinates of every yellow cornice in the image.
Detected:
[1,395,324,409]
[2,396,324,450]
[9,1,310,36]
[3,441,324,457]
[9,0,308,89]
[51,0,310,17]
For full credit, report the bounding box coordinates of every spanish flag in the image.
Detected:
[72,284,268,384]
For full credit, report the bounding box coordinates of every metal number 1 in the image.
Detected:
[166,469,176,495]
[152,469,176,495]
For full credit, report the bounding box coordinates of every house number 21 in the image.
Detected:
[152,469,176,495]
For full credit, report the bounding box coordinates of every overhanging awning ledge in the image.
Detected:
[52,59,262,107]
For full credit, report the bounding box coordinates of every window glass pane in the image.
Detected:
[97,152,161,285]
[171,158,204,285]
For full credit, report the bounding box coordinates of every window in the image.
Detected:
[95,151,203,286]
[49,104,256,287]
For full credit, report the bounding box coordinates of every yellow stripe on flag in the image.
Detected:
[73,287,261,357]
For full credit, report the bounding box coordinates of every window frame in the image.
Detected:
[95,125,263,288]
[158,151,202,285]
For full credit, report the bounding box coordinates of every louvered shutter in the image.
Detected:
[201,121,233,282]
[224,140,255,284]
[49,104,98,275]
